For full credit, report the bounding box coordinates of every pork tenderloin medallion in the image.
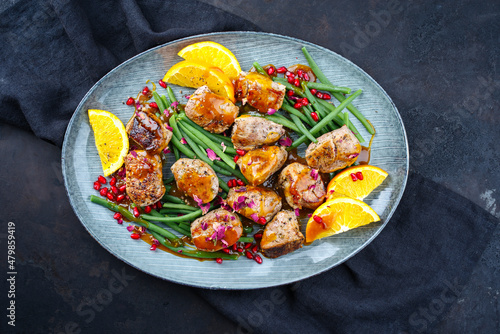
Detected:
[234,72,286,113]
[171,158,218,203]
[278,162,326,210]
[191,209,243,252]
[305,125,361,173]
[125,110,172,154]
[236,145,288,186]
[184,85,239,134]
[231,116,285,151]
[125,150,165,207]
[226,186,282,223]
[260,210,305,258]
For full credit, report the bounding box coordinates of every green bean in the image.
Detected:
[178,125,215,167]
[306,82,351,94]
[147,209,191,236]
[214,160,248,184]
[243,226,253,234]
[162,194,184,204]
[273,77,305,97]
[302,46,374,135]
[289,90,362,149]
[170,132,196,159]
[163,185,172,195]
[177,113,233,147]
[172,144,180,160]
[281,100,310,124]
[160,95,171,110]
[159,208,194,215]
[302,83,336,132]
[290,113,316,142]
[163,176,175,185]
[153,92,167,113]
[90,195,182,245]
[343,111,350,127]
[162,203,198,211]
[167,86,178,104]
[317,99,365,142]
[178,121,236,157]
[237,236,254,243]
[218,176,230,193]
[150,231,239,260]
[252,62,268,76]
[180,122,236,169]
[264,114,301,133]
[142,208,203,223]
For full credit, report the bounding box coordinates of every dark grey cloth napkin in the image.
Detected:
[1,1,498,333]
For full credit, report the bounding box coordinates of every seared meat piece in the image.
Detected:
[305,125,361,173]
[171,158,218,203]
[191,209,243,252]
[226,186,282,223]
[184,85,239,133]
[231,116,285,151]
[234,72,286,113]
[125,110,172,154]
[278,162,326,210]
[260,210,304,258]
[125,150,165,207]
[236,145,288,186]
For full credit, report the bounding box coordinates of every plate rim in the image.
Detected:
[62,31,409,290]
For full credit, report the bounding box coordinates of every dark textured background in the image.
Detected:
[1,0,499,333]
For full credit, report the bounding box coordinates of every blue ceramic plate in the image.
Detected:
[62,32,408,289]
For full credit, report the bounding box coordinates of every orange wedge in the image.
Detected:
[306,196,380,243]
[177,41,241,80]
[326,165,388,201]
[163,60,235,102]
[88,109,129,176]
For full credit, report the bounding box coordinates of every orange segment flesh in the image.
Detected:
[326,165,388,201]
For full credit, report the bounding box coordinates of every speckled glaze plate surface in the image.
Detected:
[62,32,408,289]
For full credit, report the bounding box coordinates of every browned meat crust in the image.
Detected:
[231,116,285,151]
[260,210,304,258]
[171,158,218,203]
[125,150,165,206]
[234,72,286,113]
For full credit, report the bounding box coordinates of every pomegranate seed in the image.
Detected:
[246,251,254,259]
[313,215,323,224]
[297,69,304,77]
[93,181,101,190]
[130,233,140,240]
[252,244,258,253]
[119,185,126,193]
[294,102,303,109]
[232,243,238,251]
[227,180,232,188]
[236,149,246,156]
[116,194,125,202]
[267,67,275,75]
[350,173,358,181]
[117,219,123,225]
[254,255,263,264]
[144,205,152,213]
[216,258,223,264]
[303,73,310,81]
[109,177,116,186]
[222,248,230,254]
[244,243,252,249]
[258,217,266,225]
[287,76,295,84]
[287,90,294,97]
[316,92,324,99]
[311,112,319,122]
[106,193,115,201]
[236,179,245,186]
[99,187,108,196]
[98,175,107,184]
[254,233,263,239]
[111,186,119,194]
[233,155,239,163]
[150,244,157,251]
[237,247,244,253]
[149,102,158,109]
[133,207,140,217]
[276,66,287,73]
[126,97,135,105]
[322,93,331,100]
[310,88,317,95]
[286,71,294,78]
[356,171,364,180]
[142,86,149,95]
[113,212,122,220]
[158,79,167,88]
[293,78,300,87]
[301,97,309,106]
